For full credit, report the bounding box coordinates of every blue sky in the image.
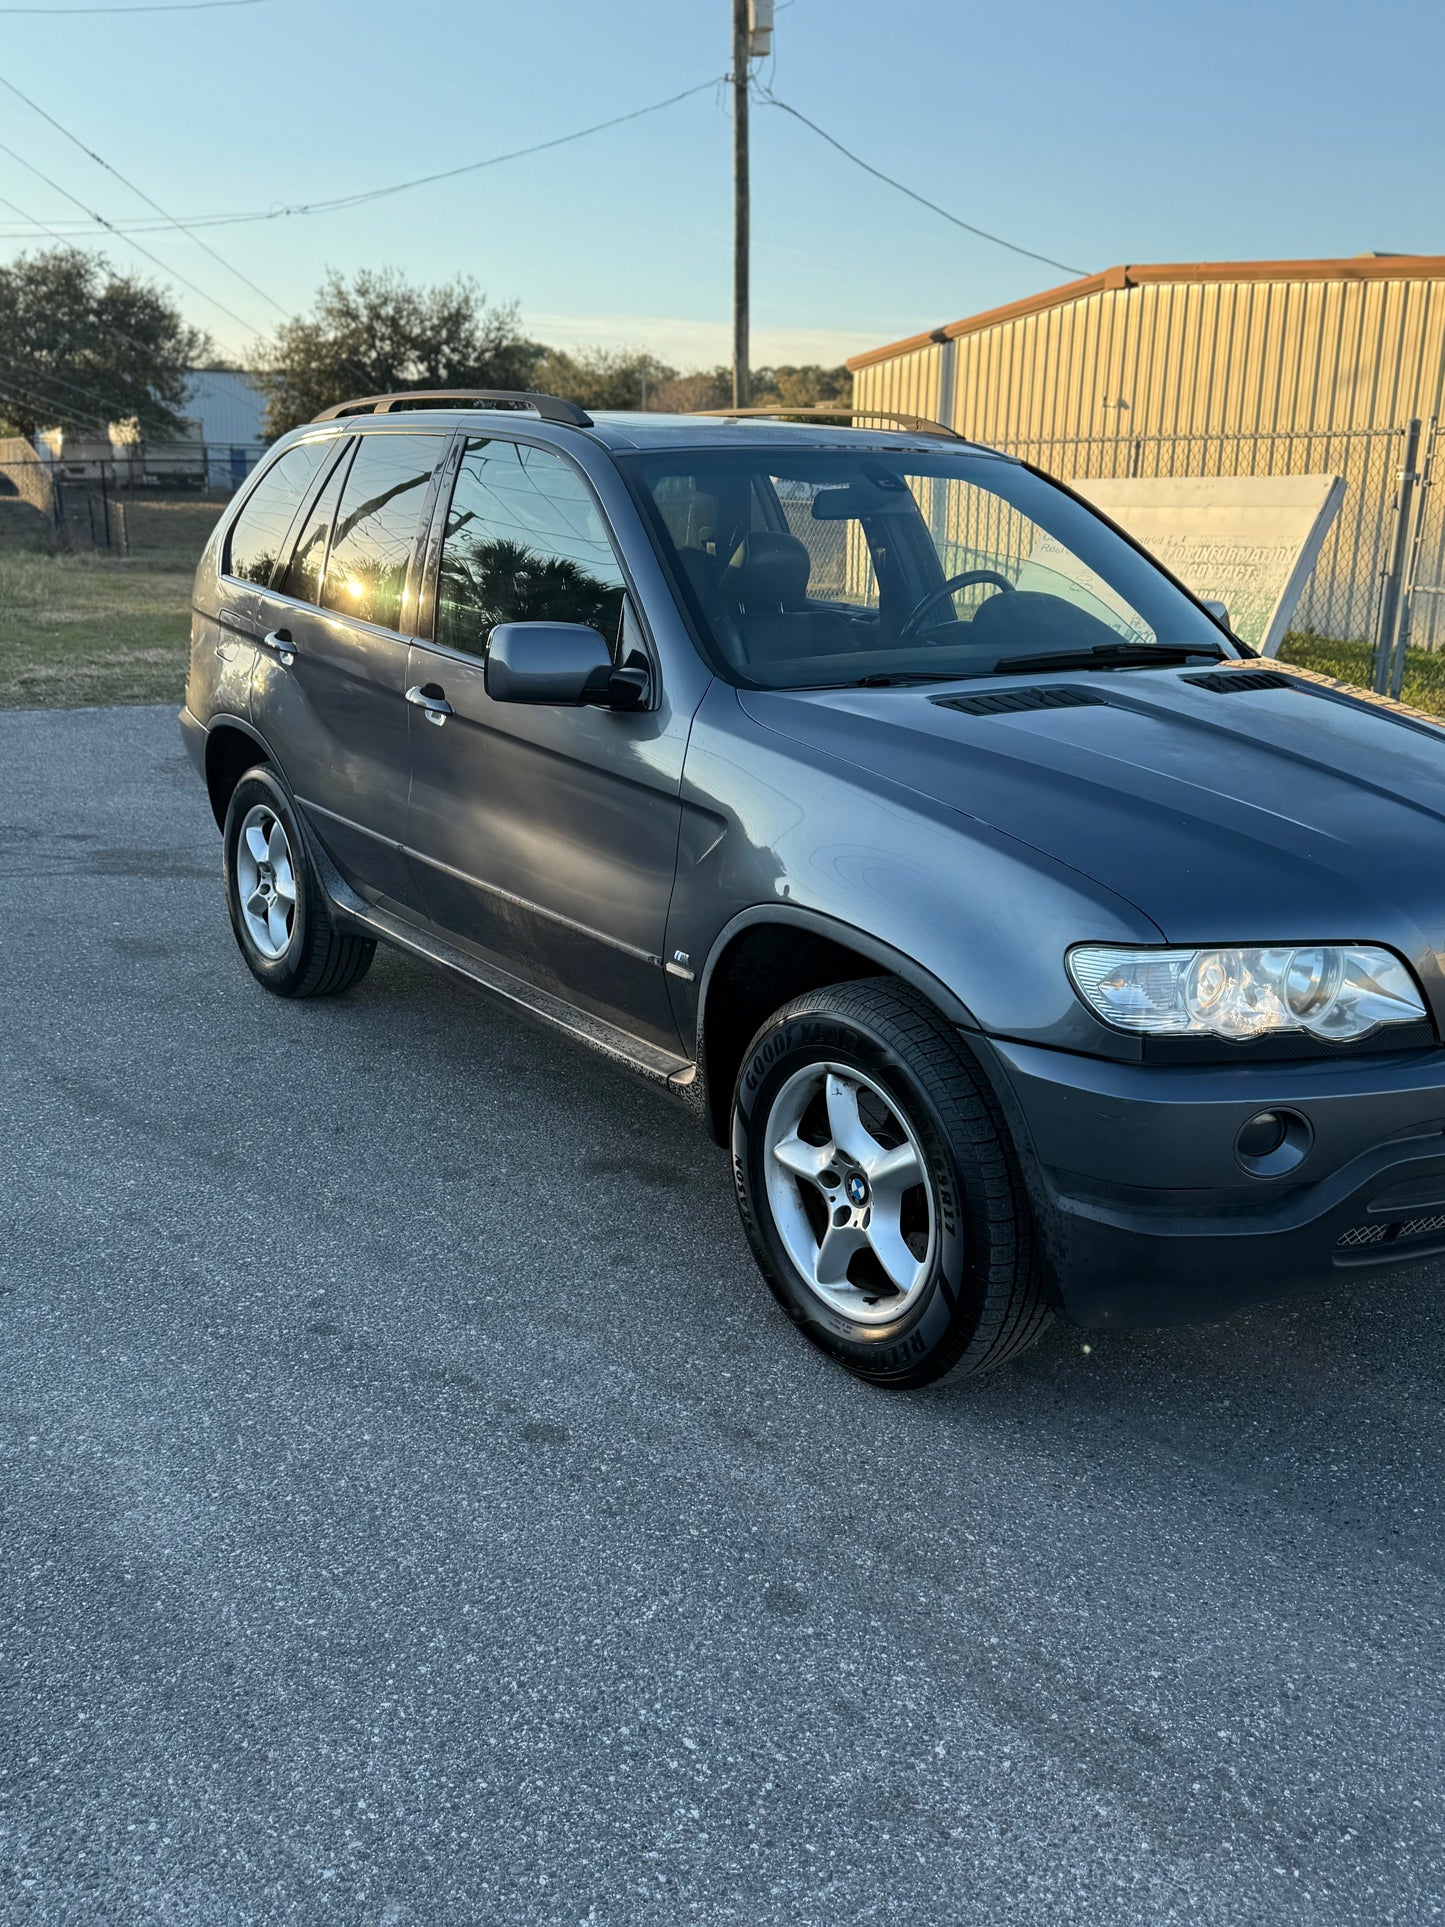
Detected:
[1,0,1442,370]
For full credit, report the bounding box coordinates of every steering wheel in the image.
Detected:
[899,569,1015,640]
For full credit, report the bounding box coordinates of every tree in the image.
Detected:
[641,363,853,416]
[645,366,731,414]
[0,247,209,441]
[439,535,621,639]
[751,364,853,410]
[529,344,675,412]
[253,268,543,437]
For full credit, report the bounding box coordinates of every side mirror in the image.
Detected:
[1200,598,1232,631]
[484,621,648,709]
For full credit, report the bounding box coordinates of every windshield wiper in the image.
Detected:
[840,670,978,688]
[822,641,1224,689]
[990,641,1226,675]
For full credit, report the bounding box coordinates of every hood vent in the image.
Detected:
[939,686,1108,717]
[1183,670,1300,694]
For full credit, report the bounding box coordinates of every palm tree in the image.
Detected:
[438,535,622,648]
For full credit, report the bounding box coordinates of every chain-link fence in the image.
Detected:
[0,446,262,552]
[736,419,1443,665]
[995,423,1440,656]
[9,419,1442,665]
[764,422,1443,667]
[1409,426,1445,654]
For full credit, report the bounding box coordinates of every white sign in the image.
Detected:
[1069,474,1345,656]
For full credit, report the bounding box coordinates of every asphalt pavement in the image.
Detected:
[2,704,1443,1925]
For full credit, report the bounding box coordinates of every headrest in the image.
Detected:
[720,531,811,611]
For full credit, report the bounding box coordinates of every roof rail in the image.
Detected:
[689,403,963,439]
[311,389,593,428]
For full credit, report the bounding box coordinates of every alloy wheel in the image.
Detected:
[762,1061,938,1323]
[235,803,298,960]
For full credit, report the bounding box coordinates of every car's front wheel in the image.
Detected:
[732,979,1048,1387]
[222,766,375,998]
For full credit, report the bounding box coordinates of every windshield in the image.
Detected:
[620,445,1233,688]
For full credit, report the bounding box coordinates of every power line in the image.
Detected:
[0,334,167,421]
[0,2,264,11]
[0,376,111,433]
[0,382,102,430]
[0,298,180,427]
[0,134,267,335]
[0,357,132,421]
[1,176,386,415]
[0,184,226,370]
[0,180,297,447]
[236,74,728,219]
[0,190,191,424]
[754,83,1089,280]
[0,75,727,236]
[0,69,289,317]
[0,179,380,414]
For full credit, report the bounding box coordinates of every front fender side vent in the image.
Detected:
[937,686,1108,717]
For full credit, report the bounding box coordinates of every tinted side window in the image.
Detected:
[225,439,330,585]
[321,432,444,631]
[436,438,626,658]
[281,442,353,606]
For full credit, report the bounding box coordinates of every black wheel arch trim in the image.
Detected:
[691,909,1061,1223]
[201,713,284,823]
[695,903,983,1047]
[207,720,368,929]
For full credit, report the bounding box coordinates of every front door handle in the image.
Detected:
[406,683,453,726]
[261,627,297,667]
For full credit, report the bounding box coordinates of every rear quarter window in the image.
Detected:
[225,439,333,585]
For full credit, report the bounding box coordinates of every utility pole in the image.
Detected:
[731,0,751,409]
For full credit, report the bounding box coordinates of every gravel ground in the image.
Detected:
[2,705,1443,1926]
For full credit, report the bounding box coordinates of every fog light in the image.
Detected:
[1235,1108,1312,1177]
[1236,1110,1288,1159]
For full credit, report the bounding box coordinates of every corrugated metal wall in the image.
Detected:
[850,263,1445,647]
[854,342,943,426]
[853,267,1445,442]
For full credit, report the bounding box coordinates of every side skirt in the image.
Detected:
[308,830,701,1098]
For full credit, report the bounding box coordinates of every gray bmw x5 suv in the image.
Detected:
[181,389,1445,1386]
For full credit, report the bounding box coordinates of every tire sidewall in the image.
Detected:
[222,768,313,993]
[732,1005,988,1383]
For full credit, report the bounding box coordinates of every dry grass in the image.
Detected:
[0,493,223,709]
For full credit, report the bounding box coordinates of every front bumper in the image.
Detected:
[981,1036,1445,1329]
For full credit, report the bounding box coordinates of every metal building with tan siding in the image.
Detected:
[849,256,1445,649]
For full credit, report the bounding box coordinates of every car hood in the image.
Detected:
[738,666,1445,1015]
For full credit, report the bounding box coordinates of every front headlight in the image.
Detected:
[1067,943,1427,1042]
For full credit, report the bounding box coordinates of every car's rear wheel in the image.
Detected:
[731,978,1049,1386]
[222,767,375,998]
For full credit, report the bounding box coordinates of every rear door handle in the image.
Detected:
[260,627,298,667]
[406,683,453,726]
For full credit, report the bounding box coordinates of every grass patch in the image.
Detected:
[0,492,223,709]
[1277,629,1445,717]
